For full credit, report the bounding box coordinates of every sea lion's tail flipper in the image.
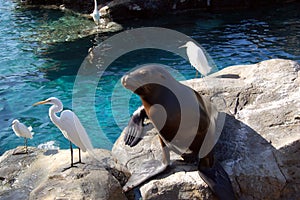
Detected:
[198,160,236,200]
[124,106,148,147]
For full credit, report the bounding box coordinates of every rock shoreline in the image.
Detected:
[18,0,298,20]
[0,59,299,199]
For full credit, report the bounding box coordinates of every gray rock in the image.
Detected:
[112,59,300,199]
[0,147,127,200]
[16,3,123,44]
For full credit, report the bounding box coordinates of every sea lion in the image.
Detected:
[121,64,235,200]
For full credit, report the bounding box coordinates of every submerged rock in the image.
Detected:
[34,13,122,44]
[112,59,300,199]
[16,1,123,44]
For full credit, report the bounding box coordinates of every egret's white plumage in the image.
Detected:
[12,119,34,152]
[180,41,212,77]
[33,97,94,168]
[90,0,100,25]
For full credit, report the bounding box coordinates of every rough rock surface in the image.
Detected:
[16,1,123,44]
[112,59,300,199]
[0,147,127,200]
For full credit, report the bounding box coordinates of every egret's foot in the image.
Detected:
[62,165,78,172]
[74,161,85,165]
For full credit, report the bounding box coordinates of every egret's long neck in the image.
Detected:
[49,104,63,127]
[94,0,98,11]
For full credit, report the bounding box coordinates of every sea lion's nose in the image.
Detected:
[121,75,128,86]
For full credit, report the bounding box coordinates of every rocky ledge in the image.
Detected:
[18,0,298,20]
[0,59,299,199]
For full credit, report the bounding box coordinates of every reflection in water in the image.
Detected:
[0,0,299,154]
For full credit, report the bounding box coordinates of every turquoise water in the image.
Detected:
[0,1,299,155]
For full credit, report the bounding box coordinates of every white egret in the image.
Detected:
[11,119,34,153]
[180,41,212,77]
[90,0,100,25]
[33,97,94,169]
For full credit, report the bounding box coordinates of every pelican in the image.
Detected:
[90,0,100,25]
[12,119,34,153]
[33,97,94,169]
[180,41,212,77]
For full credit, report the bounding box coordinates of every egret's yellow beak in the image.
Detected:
[179,44,187,48]
[33,100,49,106]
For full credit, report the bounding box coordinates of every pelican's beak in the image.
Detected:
[179,44,187,49]
[32,100,49,106]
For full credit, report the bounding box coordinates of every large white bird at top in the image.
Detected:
[33,97,94,169]
[90,0,100,25]
[12,119,34,153]
[180,41,212,77]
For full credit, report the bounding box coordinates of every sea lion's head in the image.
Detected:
[121,64,177,96]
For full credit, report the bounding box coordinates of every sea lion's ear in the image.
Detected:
[160,73,166,80]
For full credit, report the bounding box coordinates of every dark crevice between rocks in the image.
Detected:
[235,176,243,197]
[272,150,288,182]
[105,167,129,187]
[269,122,285,127]
[216,74,241,79]
[234,92,241,115]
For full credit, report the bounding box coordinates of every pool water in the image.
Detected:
[0,0,299,155]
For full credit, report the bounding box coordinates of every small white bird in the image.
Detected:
[180,41,212,77]
[33,97,94,169]
[90,0,100,25]
[11,119,34,153]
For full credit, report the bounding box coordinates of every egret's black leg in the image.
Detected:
[78,148,81,163]
[62,142,78,172]
[74,148,85,165]
[70,141,74,167]
[24,138,28,153]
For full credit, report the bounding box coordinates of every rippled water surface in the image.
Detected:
[0,0,299,155]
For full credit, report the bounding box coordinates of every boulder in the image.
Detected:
[0,147,127,200]
[112,59,300,199]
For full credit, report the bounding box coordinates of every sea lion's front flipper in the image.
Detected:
[198,155,236,200]
[124,106,148,147]
[123,159,168,192]
[123,137,170,192]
